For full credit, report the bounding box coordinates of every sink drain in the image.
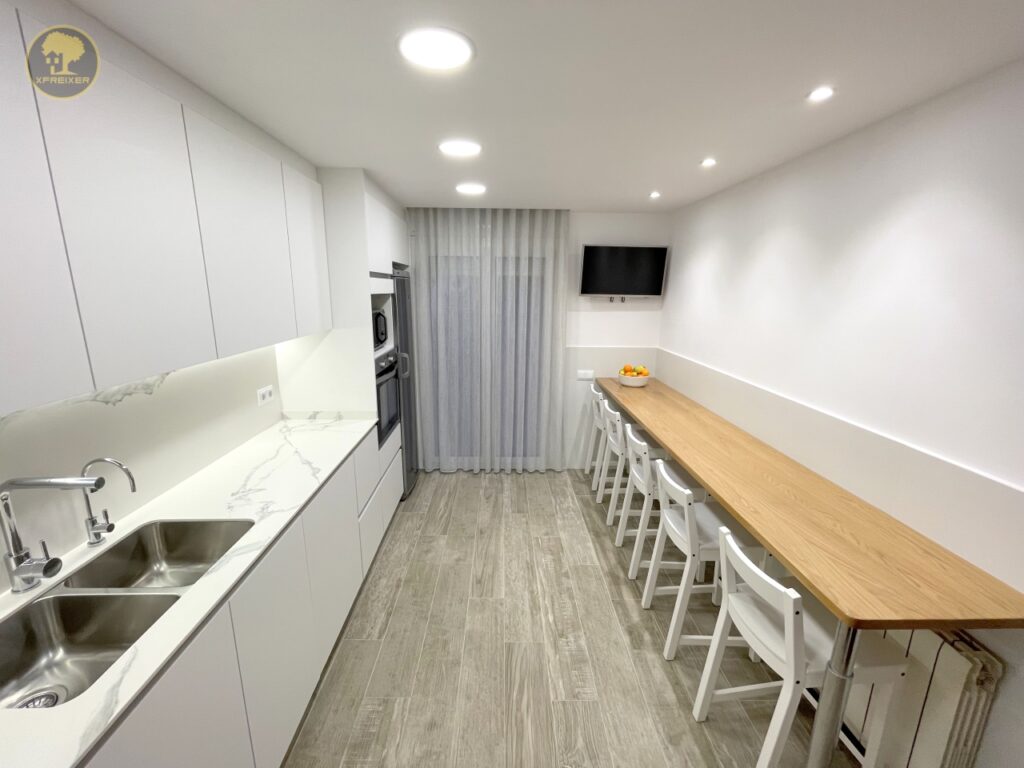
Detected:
[15,689,61,709]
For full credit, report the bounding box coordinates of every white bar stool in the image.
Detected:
[594,401,632,510]
[693,527,907,768]
[616,426,706,572]
[644,459,758,660]
[583,382,605,478]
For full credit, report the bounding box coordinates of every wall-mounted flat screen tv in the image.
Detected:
[580,245,668,296]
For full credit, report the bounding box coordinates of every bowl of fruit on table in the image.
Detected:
[618,364,650,387]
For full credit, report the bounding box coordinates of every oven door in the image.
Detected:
[376,367,400,444]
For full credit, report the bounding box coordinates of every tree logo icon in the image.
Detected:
[26,26,99,98]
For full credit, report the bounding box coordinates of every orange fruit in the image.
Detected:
[623,364,634,373]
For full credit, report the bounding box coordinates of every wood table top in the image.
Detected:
[598,377,1024,629]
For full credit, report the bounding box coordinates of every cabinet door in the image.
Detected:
[27,25,217,388]
[230,521,319,768]
[0,3,93,414]
[85,606,254,768]
[364,191,406,275]
[184,108,297,357]
[282,164,331,337]
[353,431,380,512]
[301,458,362,666]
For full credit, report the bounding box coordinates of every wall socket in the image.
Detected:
[256,385,275,406]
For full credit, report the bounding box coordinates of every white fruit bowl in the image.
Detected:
[618,373,650,387]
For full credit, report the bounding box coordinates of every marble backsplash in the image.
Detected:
[0,347,282,593]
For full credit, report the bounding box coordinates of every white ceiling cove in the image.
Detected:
[72,0,1024,211]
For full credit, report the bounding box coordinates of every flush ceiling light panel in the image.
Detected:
[807,84,835,103]
[456,182,486,195]
[399,28,474,71]
[701,157,717,168]
[439,139,482,158]
[649,191,661,199]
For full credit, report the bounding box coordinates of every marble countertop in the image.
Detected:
[0,414,377,768]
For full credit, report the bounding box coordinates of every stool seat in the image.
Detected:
[661,498,756,553]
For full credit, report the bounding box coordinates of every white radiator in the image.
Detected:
[828,629,1005,767]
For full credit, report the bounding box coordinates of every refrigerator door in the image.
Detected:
[394,272,418,497]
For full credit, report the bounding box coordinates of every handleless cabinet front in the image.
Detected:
[184,108,297,358]
[229,521,319,768]
[25,12,217,389]
[0,4,93,414]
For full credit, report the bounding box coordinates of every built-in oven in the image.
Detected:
[372,310,388,350]
[375,351,400,445]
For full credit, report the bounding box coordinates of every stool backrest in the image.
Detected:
[589,383,605,428]
[654,459,699,555]
[602,400,625,450]
[719,526,805,678]
[624,423,653,491]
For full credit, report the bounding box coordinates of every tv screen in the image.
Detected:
[580,245,668,296]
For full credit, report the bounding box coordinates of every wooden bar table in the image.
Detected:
[597,377,1024,768]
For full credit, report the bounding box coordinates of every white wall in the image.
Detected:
[563,212,672,466]
[657,59,1024,767]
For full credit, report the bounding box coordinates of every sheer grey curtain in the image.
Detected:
[409,208,568,473]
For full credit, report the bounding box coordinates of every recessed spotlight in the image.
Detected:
[456,182,486,195]
[807,85,835,103]
[399,28,473,71]
[701,157,717,168]
[439,139,482,158]
[649,191,661,200]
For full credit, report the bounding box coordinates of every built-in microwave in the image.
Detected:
[372,310,388,349]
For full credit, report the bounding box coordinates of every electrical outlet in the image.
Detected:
[256,385,275,406]
[577,369,595,380]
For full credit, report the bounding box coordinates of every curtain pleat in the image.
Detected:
[408,207,568,473]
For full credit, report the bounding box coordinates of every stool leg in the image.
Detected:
[663,553,699,660]
[614,474,634,545]
[608,454,626,519]
[693,601,733,720]
[584,422,597,476]
[595,442,611,502]
[641,520,668,608]
[627,492,655,580]
[758,678,803,768]
[711,560,722,606]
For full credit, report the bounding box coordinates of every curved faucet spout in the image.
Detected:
[80,458,137,546]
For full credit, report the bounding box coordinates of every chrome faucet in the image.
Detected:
[80,458,136,546]
[0,475,104,593]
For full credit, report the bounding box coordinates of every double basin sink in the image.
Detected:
[0,520,253,710]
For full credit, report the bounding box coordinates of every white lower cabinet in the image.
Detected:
[353,431,380,511]
[358,449,404,573]
[230,521,319,768]
[301,459,363,666]
[85,606,254,768]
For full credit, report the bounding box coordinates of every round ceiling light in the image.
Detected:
[649,191,661,200]
[701,157,717,168]
[439,139,482,158]
[807,85,835,103]
[456,182,486,195]
[399,28,474,71]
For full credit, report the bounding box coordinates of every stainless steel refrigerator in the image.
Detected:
[393,270,418,498]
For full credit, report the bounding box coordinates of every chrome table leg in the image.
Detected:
[806,623,860,768]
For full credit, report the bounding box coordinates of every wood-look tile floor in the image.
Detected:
[285,471,858,768]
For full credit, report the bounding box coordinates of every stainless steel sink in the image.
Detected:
[64,520,254,589]
[0,593,178,708]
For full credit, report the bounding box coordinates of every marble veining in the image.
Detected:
[0,415,377,768]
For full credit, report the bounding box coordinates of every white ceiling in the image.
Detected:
[72,0,1024,211]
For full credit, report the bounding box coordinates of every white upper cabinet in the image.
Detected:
[0,4,93,414]
[30,33,217,389]
[364,187,408,274]
[184,108,297,358]
[282,164,331,336]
